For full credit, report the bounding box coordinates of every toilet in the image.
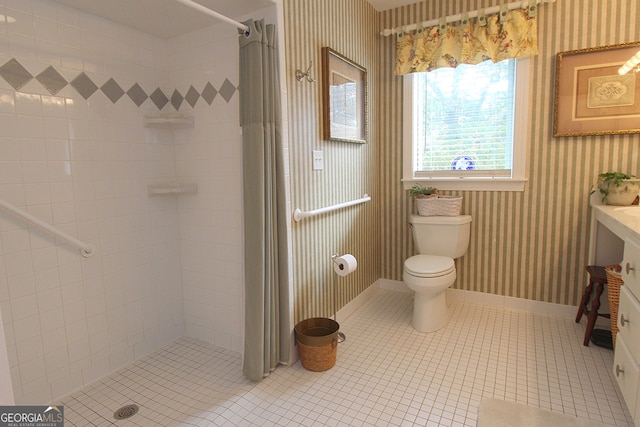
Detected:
[403,214,472,332]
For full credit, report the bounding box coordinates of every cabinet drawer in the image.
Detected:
[618,286,640,359]
[614,336,639,418]
[623,238,640,298]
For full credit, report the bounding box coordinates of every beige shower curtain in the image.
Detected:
[239,19,290,381]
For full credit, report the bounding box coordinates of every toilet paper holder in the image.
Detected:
[331,253,357,343]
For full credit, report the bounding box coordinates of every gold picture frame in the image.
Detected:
[553,41,640,137]
[321,47,367,143]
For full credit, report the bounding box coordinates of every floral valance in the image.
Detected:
[394,6,538,75]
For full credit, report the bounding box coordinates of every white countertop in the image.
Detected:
[591,197,640,240]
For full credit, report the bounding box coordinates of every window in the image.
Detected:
[403,58,530,191]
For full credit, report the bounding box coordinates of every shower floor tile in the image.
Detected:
[58,289,633,426]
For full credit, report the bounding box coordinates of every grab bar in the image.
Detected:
[0,199,95,258]
[293,194,371,222]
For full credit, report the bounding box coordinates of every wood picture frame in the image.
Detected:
[553,41,640,137]
[321,47,367,143]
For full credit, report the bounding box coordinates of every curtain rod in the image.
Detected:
[174,0,250,34]
[380,0,556,37]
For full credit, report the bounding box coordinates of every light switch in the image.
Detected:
[313,150,323,170]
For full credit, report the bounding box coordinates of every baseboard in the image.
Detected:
[446,288,583,321]
[336,281,382,323]
[379,280,587,322]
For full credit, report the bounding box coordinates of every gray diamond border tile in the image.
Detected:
[219,79,236,103]
[70,72,99,100]
[185,85,199,108]
[1,57,238,112]
[171,89,183,111]
[150,88,169,110]
[201,82,217,105]
[101,78,125,103]
[127,83,148,107]
[0,58,34,91]
[36,66,68,95]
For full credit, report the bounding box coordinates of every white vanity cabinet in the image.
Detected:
[615,286,640,421]
[622,238,640,298]
[614,334,639,418]
[615,238,640,426]
[589,200,640,426]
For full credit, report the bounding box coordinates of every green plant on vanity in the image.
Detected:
[407,184,437,199]
[596,172,640,206]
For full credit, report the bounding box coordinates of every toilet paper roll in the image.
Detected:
[334,254,358,276]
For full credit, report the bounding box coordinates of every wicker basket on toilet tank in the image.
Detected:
[408,185,463,217]
[415,196,463,216]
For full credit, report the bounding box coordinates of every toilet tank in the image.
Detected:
[410,214,472,258]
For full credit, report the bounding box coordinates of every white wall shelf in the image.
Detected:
[144,115,194,129]
[148,182,198,196]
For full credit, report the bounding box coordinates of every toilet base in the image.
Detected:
[412,290,448,333]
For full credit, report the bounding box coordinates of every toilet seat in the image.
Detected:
[404,255,455,278]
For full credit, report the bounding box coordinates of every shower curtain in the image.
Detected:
[239,19,290,381]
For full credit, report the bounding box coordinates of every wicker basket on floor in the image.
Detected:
[605,264,623,349]
[415,196,463,216]
[295,318,339,372]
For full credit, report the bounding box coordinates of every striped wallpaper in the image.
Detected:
[283,0,380,322]
[284,0,640,323]
[378,0,640,305]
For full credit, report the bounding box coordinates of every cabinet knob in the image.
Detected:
[626,262,635,275]
[616,364,624,377]
[620,314,629,327]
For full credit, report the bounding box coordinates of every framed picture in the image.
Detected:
[321,47,367,143]
[553,41,640,137]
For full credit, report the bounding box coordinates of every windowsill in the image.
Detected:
[402,178,527,192]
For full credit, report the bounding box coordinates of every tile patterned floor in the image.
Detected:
[59,289,634,426]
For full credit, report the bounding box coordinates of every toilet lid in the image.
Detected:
[404,255,455,278]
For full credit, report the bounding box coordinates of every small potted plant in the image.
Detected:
[597,172,640,205]
[407,184,437,199]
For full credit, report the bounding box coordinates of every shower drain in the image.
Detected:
[113,404,139,420]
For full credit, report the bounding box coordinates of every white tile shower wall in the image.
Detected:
[169,6,277,353]
[0,0,184,403]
